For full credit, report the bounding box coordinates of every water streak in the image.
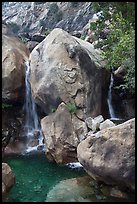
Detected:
[107,73,118,120]
[24,61,44,153]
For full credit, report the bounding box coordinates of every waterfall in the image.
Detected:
[107,72,118,120]
[24,61,44,153]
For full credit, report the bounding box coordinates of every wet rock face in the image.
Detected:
[77,118,135,191]
[2,107,26,156]
[30,28,106,118]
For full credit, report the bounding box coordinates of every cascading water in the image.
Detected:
[24,61,44,153]
[107,72,119,120]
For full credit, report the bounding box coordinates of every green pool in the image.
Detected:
[3,152,135,202]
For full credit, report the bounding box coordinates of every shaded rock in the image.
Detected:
[99,119,115,130]
[110,187,128,199]
[2,182,7,202]
[41,102,88,164]
[122,99,135,119]
[114,66,126,78]
[2,23,15,36]
[30,28,106,118]
[71,30,82,38]
[30,34,45,42]
[4,139,27,155]
[26,41,39,52]
[2,105,26,153]
[77,118,135,191]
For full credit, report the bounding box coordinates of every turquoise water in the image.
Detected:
[3,152,135,202]
[3,153,86,202]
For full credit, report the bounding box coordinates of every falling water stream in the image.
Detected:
[107,73,115,119]
[107,72,121,120]
[24,61,44,153]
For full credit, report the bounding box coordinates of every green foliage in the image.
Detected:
[92,2,135,96]
[2,103,13,109]
[45,29,51,36]
[80,35,86,40]
[66,103,77,114]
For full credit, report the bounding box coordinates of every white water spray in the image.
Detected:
[107,72,120,120]
[24,61,44,153]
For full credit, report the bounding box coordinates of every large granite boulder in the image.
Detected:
[2,24,30,103]
[77,118,135,191]
[30,28,107,118]
[41,102,88,164]
[2,163,15,202]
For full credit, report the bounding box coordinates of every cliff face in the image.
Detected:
[2,2,94,35]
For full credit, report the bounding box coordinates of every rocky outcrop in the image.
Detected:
[30,28,107,118]
[2,2,94,35]
[2,24,30,103]
[41,102,88,164]
[77,118,135,191]
[2,163,15,202]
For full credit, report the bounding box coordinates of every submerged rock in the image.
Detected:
[77,118,135,191]
[46,176,98,202]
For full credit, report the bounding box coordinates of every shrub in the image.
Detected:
[91,2,135,96]
[45,29,51,36]
[2,103,13,109]
[66,103,77,114]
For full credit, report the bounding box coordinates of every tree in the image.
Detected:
[91,2,135,96]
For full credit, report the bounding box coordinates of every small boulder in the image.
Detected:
[99,119,115,130]
[85,115,104,131]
